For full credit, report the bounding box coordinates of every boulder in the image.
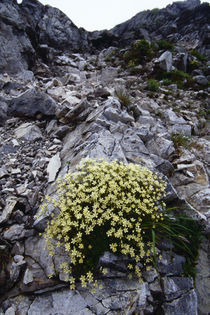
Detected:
[193,75,208,86]
[14,123,43,141]
[156,51,173,72]
[8,89,57,119]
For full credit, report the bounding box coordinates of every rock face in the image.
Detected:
[110,0,210,56]
[0,0,89,75]
[0,0,209,314]
[0,0,209,75]
[0,0,35,74]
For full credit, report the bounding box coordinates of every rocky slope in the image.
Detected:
[0,0,209,314]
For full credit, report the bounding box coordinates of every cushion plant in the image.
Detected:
[40,159,203,290]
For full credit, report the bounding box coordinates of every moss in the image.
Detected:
[162,79,173,86]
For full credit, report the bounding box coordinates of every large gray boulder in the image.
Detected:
[8,88,57,119]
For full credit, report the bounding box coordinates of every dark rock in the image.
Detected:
[0,0,36,74]
[162,289,198,315]
[163,276,194,301]
[54,125,71,139]
[64,99,90,122]
[8,89,56,119]
[94,87,111,99]
[193,75,208,86]
[151,154,174,177]
[0,97,8,125]
[157,251,186,276]
[111,1,209,55]
[37,6,89,52]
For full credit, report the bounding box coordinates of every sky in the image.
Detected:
[17,0,206,31]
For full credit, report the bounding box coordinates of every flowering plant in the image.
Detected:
[41,159,168,289]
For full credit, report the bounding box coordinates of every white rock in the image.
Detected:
[47,152,61,183]
[0,165,8,178]
[5,306,16,315]
[23,268,33,285]
[14,123,43,141]
[0,197,17,224]
[157,51,173,72]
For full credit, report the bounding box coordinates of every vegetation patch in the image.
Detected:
[115,88,132,108]
[157,40,174,51]
[123,39,154,67]
[190,49,207,63]
[158,69,194,89]
[147,79,160,91]
[41,159,204,290]
[171,133,191,149]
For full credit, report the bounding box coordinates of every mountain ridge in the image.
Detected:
[0,0,209,74]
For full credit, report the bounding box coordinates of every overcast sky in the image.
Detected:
[19,0,205,31]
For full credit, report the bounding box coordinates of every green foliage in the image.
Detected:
[162,78,173,86]
[157,40,174,51]
[41,159,167,289]
[145,209,204,278]
[123,39,154,67]
[147,79,160,91]
[171,133,191,149]
[115,88,132,108]
[160,70,194,89]
[190,49,207,62]
[189,59,200,72]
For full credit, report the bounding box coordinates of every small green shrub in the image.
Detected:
[157,40,174,51]
[162,79,173,86]
[189,59,200,72]
[115,88,132,108]
[123,39,154,67]
[147,79,160,91]
[171,133,191,149]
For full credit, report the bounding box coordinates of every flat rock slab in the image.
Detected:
[14,123,43,141]
[28,289,88,315]
[47,152,61,183]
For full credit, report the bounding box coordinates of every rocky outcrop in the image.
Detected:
[0,0,209,76]
[0,46,209,313]
[0,0,209,314]
[0,0,90,75]
[110,0,210,55]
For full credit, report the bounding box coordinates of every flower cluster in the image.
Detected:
[42,159,167,289]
